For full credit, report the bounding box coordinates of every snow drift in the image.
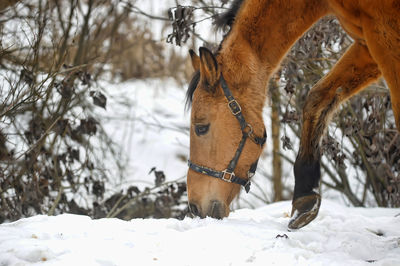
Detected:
[1,200,399,266]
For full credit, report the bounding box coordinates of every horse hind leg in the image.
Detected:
[389,75,400,131]
[289,42,381,229]
[361,9,400,132]
[363,45,400,131]
[384,65,400,132]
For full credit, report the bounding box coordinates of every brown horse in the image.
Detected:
[186,0,400,229]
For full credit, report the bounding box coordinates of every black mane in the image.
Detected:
[214,0,245,31]
[185,0,245,107]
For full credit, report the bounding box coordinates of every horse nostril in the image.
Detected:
[189,203,200,217]
[209,200,224,219]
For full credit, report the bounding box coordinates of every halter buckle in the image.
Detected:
[228,99,241,115]
[221,170,235,183]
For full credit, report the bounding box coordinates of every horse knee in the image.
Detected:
[302,86,332,117]
[303,90,320,113]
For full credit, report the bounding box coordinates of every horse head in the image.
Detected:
[186,47,267,219]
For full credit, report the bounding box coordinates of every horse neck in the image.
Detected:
[220,0,330,79]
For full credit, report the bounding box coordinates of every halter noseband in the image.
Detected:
[188,75,267,193]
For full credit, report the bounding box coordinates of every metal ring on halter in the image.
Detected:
[243,123,253,136]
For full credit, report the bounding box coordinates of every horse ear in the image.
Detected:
[199,47,220,90]
[189,49,200,71]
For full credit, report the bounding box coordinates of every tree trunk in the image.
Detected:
[270,74,283,201]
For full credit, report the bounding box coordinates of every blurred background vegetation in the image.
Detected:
[0,0,398,223]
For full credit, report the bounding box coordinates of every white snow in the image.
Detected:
[1,200,399,266]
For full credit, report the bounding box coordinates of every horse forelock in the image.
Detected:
[185,70,200,109]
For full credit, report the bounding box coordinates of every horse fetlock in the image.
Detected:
[288,193,321,229]
[293,156,321,200]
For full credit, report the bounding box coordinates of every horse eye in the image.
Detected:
[195,124,210,136]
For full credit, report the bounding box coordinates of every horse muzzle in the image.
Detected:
[189,200,229,219]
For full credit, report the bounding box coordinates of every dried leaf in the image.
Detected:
[281,136,293,150]
[167,5,194,46]
[149,167,166,186]
[90,91,107,109]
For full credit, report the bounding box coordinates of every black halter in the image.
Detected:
[188,75,267,193]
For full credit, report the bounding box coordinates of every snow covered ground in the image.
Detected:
[1,200,399,266]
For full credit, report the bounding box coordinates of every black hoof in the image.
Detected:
[288,193,321,229]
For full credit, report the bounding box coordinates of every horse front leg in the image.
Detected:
[289,42,381,229]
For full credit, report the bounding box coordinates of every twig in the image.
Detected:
[123,3,169,21]
[48,186,64,216]
[106,194,127,218]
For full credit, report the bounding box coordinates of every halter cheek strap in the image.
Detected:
[188,75,267,193]
[187,160,259,193]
